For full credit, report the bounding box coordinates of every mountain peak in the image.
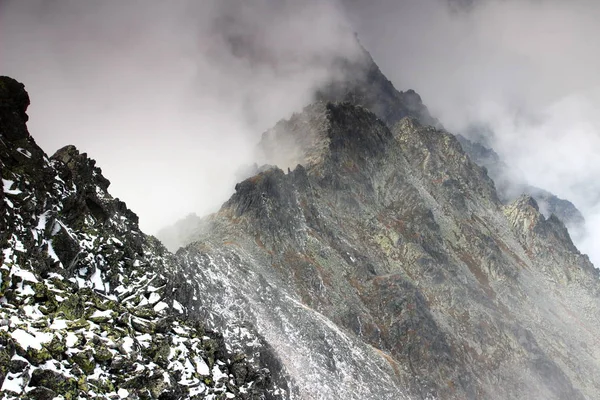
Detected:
[193,80,600,397]
[5,24,600,398]
[316,42,439,128]
[258,101,392,173]
[505,194,578,254]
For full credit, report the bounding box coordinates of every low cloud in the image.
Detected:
[2,0,599,264]
[0,0,360,234]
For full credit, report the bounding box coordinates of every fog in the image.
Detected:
[0,0,361,234]
[345,0,600,265]
[1,0,599,264]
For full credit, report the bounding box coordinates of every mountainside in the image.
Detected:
[0,76,287,399]
[2,36,600,400]
[181,102,600,399]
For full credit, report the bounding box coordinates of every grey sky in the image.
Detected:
[1,0,599,263]
[0,0,361,234]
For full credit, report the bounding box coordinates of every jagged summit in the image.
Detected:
[316,42,439,128]
[258,102,391,171]
[161,35,440,248]
[256,102,498,214]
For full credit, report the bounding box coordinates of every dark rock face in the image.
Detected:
[0,77,285,399]
[0,76,31,141]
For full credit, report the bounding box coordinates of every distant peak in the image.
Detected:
[513,194,541,212]
[504,194,580,254]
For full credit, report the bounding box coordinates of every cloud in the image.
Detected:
[2,0,599,264]
[344,0,600,265]
[0,0,360,234]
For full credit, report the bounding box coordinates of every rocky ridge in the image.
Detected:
[0,76,286,400]
[155,41,600,399]
[320,41,585,239]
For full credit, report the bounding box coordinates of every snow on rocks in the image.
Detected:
[1,112,281,399]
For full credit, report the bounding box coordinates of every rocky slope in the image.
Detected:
[0,76,287,399]
[320,41,585,239]
[180,102,600,399]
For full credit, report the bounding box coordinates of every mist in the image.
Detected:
[1,0,599,265]
[344,0,600,266]
[0,0,361,234]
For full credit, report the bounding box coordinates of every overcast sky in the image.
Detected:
[1,0,599,263]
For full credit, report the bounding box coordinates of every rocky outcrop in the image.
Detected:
[504,195,598,288]
[0,76,285,399]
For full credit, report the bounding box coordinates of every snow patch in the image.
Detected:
[1,372,24,394]
[90,268,107,292]
[36,211,49,231]
[212,364,228,382]
[3,247,14,264]
[46,239,61,264]
[23,305,43,319]
[195,356,210,376]
[148,292,161,304]
[51,319,68,330]
[66,332,78,347]
[11,265,38,283]
[122,337,135,354]
[173,300,184,313]
[154,301,169,313]
[2,179,22,195]
[16,147,32,158]
[12,236,25,252]
[110,237,123,246]
[12,328,52,350]
[90,309,113,319]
